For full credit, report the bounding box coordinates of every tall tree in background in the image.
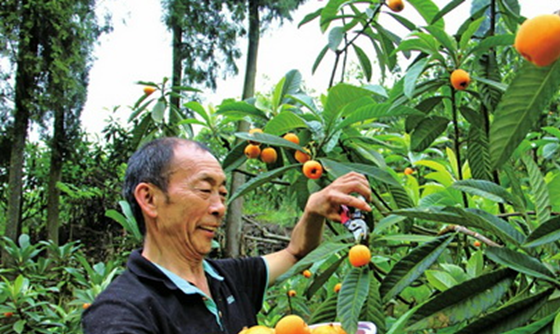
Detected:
[225,0,307,258]
[43,0,106,246]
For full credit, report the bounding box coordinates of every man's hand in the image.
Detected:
[304,171,372,222]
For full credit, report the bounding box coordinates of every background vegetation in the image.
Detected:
[1,0,560,333]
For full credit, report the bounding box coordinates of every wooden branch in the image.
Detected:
[438,224,502,247]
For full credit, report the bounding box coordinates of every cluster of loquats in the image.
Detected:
[245,129,324,179]
[238,314,349,334]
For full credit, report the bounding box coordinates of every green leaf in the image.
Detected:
[407,0,444,29]
[452,179,523,208]
[501,312,557,334]
[309,294,338,324]
[380,234,455,303]
[523,216,560,248]
[455,208,526,246]
[353,44,372,81]
[467,126,492,181]
[264,111,308,136]
[329,26,344,51]
[335,103,423,131]
[184,101,210,124]
[424,26,456,55]
[391,207,464,224]
[320,159,400,186]
[151,98,166,123]
[404,58,429,99]
[324,83,373,132]
[234,132,304,151]
[407,269,516,331]
[306,256,346,300]
[489,61,560,170]
[470,34,516,55]
[277,242,350,282]
[338,267,371,334]
[455,289,554,334]
[459,16,485,51]
[320,0,347,32]
[227,164,300,204]
[312,45,329,75]
[425,270,458,291]
[410,116,449,152]
[430,0,465,25]
[485,247,558,284]
[361,278,386,334]
[221,141,247,173]
[14,320,26,334]
[216,101,268,121]
[522,156,551,224]
[281,70,303,99]
[554,311,560,334]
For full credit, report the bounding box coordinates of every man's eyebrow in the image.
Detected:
[198,173,227,187]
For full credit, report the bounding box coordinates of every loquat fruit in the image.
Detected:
[143,86,156,96]
[275,314,311,334]
[302,269,312,278]
[283,133,300,145]
[404,167,414,175]
[248,128,264,145]
[260,147,278,164]
[302,160,323,179]
[450,69,471,90]
[387,0,404,12]
[473,241,481,247]
[244,144,261,159]
[514,14,560,67]
[288,290,297,297]
[3,312,14,318]
[295,149,311,164]
[348,244,371,267]
[333,283,342,293]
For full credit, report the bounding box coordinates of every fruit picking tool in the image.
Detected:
[340,195,369,243]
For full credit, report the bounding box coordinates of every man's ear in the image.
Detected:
[134,182,159,219]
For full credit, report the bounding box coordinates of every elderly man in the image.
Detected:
[82,137,371,334]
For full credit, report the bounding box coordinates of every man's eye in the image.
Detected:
[200,189,211,193]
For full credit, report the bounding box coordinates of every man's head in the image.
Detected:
[123,137,214,235]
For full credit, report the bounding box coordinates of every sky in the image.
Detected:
[81,0,560,137]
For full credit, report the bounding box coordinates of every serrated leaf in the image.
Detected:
[407,269,516,331]
[263,111,308,136]
[455,289,554,334]
[306,256,346,300]
[410,116,449,152]
[467,126,492,181]
[523,216,560,248]
[309,294,338,324]
[338,267,371,334]
[361,278,386,334]
[522,156,551,224]
[353,44,372,81]
[489,61,560,170]
[221,141,247,173]
[485,247,558,284]
[227,164,300,204]
[404,58,429,99]
[277,242,350,282]
[380,234,455,302]
[320,159,400,186]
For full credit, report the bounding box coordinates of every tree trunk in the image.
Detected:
[3,0,38,264]
[224,0,260,258]
[171,23,182,113]
[46,106,65,246]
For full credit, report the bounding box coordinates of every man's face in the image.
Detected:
[154,144,227,260]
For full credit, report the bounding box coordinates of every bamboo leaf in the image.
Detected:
[455,289,554,334]
[489,61,560,170]
[277,242,350,282]
[485,247,558,284]
[522,156,551,224]
[523,216,560,248]
[338,267,371,334]
[404,58,429,99]
[407,269,516,331]
[227,164,300,204]
[410,116,449,152]
[380,234,455,303]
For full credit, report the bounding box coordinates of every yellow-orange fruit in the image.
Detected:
[283,133,300,145]
[4,312,14,318]
[82,303,91,310]
[348,244,371,267]
[244,325,276,334]
[248,128,264,145]
[244,144,261,159]
[303,160,323,179]
[473,241,481,247]
[333,283,342,293]
[311,324,347,334]
[404,167,414,175]
[260,147,278,164]
[275,315,310,334]
[143,86,156,95]
[450,69,471,90]
[514,14,560,67]
[302,269,312,278]
[387,0,404,12]
[295,149,311,164]
[288,290,297,297]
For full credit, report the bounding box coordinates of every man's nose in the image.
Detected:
[210,194,226,217]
